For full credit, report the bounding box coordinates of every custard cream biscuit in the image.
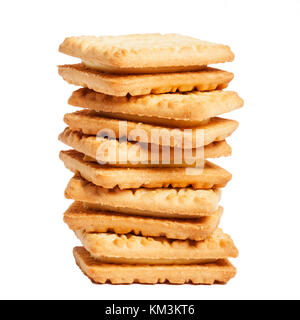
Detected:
[65,175,222,218]
[58,127,232,167]
[75,228,238,265]
[74,247,237,284]
[59,34,234,74]
[64,110,239,148]
[64,202,222,241]
[58,64,233,96]
[59,150,232,189]
[68,88,243,126]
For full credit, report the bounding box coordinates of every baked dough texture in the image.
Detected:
[59,150,232,189]
[68,88,243,124]
[59,34,234,74]
[75,228,238,264]
[58,127,232,167]
[74,247,237,284]
[64,202,222,241]
[58,64,233,96]
[63,110,239,148]
[58,33,240,285]
[64,175,222,218]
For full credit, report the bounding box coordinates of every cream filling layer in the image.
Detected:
[90,255,217,265]
[81,60,206,74]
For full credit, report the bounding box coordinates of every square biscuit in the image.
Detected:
[64,110,239,148]
[69,88,243,125]
[65,175,222,219]
[74,247,237,284]
[58,64,233,96]
[59,150,232,189]
[64,202,222,241]
[75,228,238,265]
[59,33,234,74]
[58,127,232,167]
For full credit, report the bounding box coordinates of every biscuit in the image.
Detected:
[64,110,239,148]
[60,150,232,189]
[59,34,234,74]
[64,202,222,241]
[80,139,231,166]
[74,247,237,284]
[58,128,232,167]
[58,64,233,96]
[65,175,221,218]
[69,88,243,126]
[75,228,238,264]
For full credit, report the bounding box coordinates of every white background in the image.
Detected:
[0,0,299,300]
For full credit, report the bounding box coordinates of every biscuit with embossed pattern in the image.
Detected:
[75,228,238,265]
[58,64,233,96]
[60,150,232,189]
[59,34,234,74]
[68,88,243,126]
[64,202,222,241]
[74,247,237,284]
[58,127,232,167]
[64,110,239,148]
[65,175,221,218]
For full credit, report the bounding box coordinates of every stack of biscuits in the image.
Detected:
[58,34,243,285]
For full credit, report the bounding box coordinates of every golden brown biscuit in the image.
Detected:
[74,247,237,284]
[68,88,243,126]
[58,64,233,96]
[64,110,239,148]
[58,127,232,167]
[59,34,234,74]
[65,175,221,218]
[64,202,222,241]
[59,150,232,189]
[80,140,231,166]
[75,228,238,265]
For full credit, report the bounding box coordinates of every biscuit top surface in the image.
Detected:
[59,33,234,73]
[76,228,239,260]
